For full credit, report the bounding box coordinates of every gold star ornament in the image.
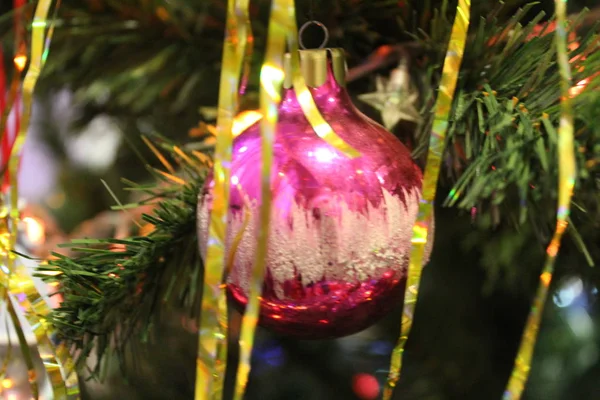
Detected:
[358,59,421,130]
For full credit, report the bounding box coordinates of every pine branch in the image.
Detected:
[414,4,600,273]
[37,137,206,375]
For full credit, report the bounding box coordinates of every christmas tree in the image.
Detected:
[0,0,599,399]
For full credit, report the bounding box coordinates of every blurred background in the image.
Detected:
[0,0,599,399]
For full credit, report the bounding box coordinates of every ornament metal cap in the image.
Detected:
[283,48,347,89]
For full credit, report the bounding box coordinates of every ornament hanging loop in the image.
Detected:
[299,20,329,50]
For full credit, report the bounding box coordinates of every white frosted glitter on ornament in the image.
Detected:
[197,186,427,299]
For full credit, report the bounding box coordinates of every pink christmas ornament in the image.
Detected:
[198,49,432,339]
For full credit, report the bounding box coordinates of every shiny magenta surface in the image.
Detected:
[229,273,408,339]
[199,66,422,339]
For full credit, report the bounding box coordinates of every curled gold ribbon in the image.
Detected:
[2,0,80,397]
[502,2,576,399]
[383,2,471,399]
[9,267,79,397]
[285,9,359,159]
[289,46,360,159]
[196,0,252,398]
[231,0,287,397]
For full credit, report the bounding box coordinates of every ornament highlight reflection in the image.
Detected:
[312,147,336,163]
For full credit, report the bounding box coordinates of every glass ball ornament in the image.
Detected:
[198,49,432,339]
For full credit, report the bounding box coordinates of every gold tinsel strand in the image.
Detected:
[502,0,576,398]
[383,2,471,399]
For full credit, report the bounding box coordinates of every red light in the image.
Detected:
[352,373,380,400]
